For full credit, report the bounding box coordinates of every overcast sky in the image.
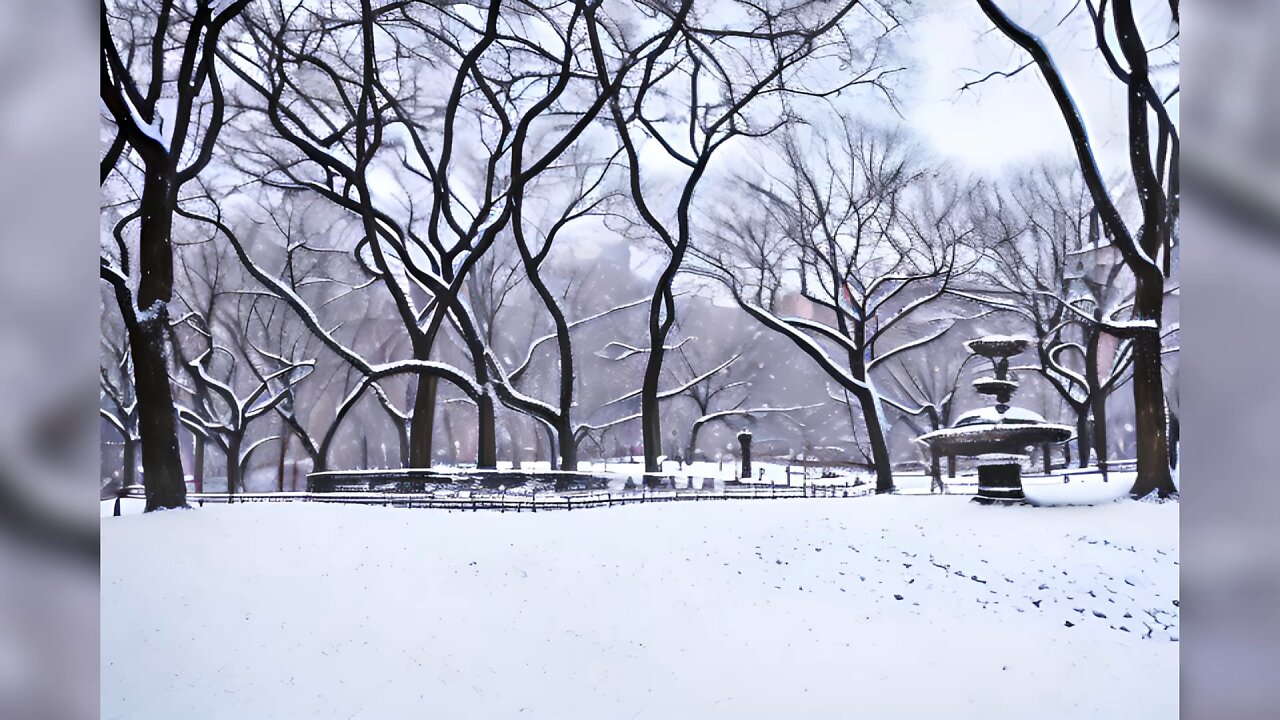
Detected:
[900,0,1178,180]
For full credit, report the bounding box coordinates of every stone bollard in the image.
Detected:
[737,430,752,480]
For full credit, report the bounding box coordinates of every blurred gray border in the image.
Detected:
[0,1,99,718]
[1181,0,1280,717]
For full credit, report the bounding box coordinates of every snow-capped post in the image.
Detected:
[738,429,753,481]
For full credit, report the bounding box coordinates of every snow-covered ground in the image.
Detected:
[102,495,1178,719]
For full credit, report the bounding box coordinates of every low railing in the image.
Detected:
[118,481,874,512]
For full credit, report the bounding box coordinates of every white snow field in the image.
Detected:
[101,496,1178,719]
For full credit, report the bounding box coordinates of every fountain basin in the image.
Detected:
[916,333,1072,504]
[917,423,1073,456]
[972,377,1019,399]
[965,335,1030,358]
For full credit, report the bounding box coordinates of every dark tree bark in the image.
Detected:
[408,376,438,468]
[1125,272,1172,495]
[226,434,242,502]
[542,423,559,471]
[129,311,187,510]
[599,0,868,474]
[122,438,138,489]
[276,428,289,493]
[855,381,894,493]
[193,433,205,493]
[1075,412,1091,469]
[477,394,498,468]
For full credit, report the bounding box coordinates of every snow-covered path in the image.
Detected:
[101,497,1178,719]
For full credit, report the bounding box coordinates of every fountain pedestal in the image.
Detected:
[974,454,1028,504]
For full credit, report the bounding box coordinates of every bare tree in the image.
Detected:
[696,123,975,492]
[878,335,977,489]
[653,328,814,463]
[958,164,1179,477]
[975,0,1179,497]
[220,0,696,469]
[100,0,253,510]
[173,316,313,499]
[99,318,140,495]
[488,146,636,470]
[596,0,903,473]
[165,235,314,499]
[956,168,1128,468]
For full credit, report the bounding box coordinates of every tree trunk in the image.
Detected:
[685,426,702,466]
[226,436,242,502]
[477,393,497,468]
[193,433,205,494]
[640,347,666,473]
[1091,392,1109,477]
[556,420,578,472]
[543,423,559,471]
[510,421,523,470]
[641,281,679,474]
[534,422,547,465]
[1084,330,1107,475]
[122,437,138,489]
[130,317,187,511]
[132,164,186,511]
[276,428,290,493]
[393,419,409,468]
[408,375,437,467]
[1127,273,1176,498]
[442,408,458,464]
[1075,409,1091,469]
[857,390,894,494]
[1167,410,1179,469]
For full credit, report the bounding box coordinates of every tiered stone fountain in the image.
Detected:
[917,336,1073,504]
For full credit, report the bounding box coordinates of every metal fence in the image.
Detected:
[119,482,875,512]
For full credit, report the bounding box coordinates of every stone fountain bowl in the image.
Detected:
[965,336,1030,358]
[916,422,1073,457]
[972,377,1019,396]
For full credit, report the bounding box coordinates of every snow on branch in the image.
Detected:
[506,296,648,384]
[602,352,741,408]
[738,302,868,394]
[177,203,481,399]
[595,337,694,362]
[691,403,824,433]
